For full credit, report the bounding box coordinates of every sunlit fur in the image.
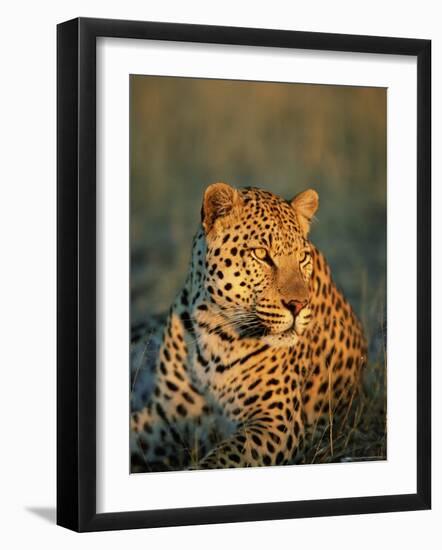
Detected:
[130,184,367,472]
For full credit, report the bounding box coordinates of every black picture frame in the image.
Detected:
[57,17,431,532]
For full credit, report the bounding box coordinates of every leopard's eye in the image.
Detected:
[254,248,267,260]
[299,250,311,265]
[299,249,313,277]
[252,248,273,265]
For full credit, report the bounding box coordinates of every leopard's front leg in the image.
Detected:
[195,410,304,469]
[131,308,212,471]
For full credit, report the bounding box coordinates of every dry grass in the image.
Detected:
[301,360,387,464]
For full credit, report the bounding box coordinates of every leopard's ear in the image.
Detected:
[290,189,319,236]
[201,182,241,234]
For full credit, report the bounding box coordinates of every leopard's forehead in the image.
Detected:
[234,187,305,251]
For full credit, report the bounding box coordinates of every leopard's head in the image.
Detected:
[199,182,318,347]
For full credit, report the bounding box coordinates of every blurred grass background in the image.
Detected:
[130,76,387,463]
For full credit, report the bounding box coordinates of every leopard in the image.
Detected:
[131,182,367,471]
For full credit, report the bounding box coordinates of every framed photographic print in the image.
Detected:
[57,17,431,532]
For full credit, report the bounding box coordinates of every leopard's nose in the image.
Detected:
[283,299,307,317]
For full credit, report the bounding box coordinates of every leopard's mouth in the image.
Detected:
[222,303,312,342]
[263,313,312,346]
[263,305,312,345]
[238,311,306,339]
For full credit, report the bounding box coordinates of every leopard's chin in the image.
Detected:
[263,329,300,348]
[262,307,312,347]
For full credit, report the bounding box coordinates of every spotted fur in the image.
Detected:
[131,183,367,471]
